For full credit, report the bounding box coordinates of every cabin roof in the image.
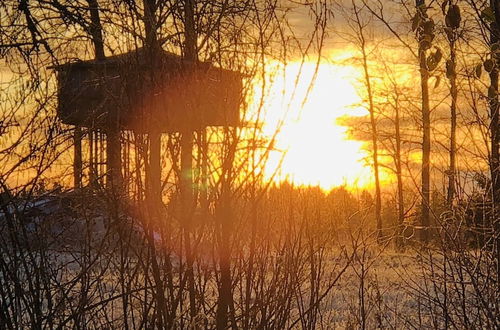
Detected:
[51,48,180,69]
[50,48,244,78]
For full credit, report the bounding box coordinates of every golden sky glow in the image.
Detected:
[259,60,376,191]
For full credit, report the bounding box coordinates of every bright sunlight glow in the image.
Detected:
[260,61,374,191]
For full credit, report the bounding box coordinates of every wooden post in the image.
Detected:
[99,131,104,185]
[199,129,209,212]
[73,126,83,189]
[106,123,122,191]
[88,129,95,187]
[124,131,130,195]
[149,130,161,206]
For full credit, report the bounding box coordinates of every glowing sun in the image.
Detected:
[260,61,373,191]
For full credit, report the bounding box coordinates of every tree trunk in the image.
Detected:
[352,0,383,241]
[417,0,431,242]
[142,1,170,327]
[87,0,122,191]
[182,0,197,320]
[216,158,233,330]
[181,129,196,320]
[447,39,457,207]
[489,0,500,212]
[87,0,105,60]
[143,0,161,207]
[394,95,405,249]
[216,125,237,329]
[488,0,500,288]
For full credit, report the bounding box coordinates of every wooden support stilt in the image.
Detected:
[135,133,144,202]
[73,126,83,189]
[199,129,209,212]
[106,119,122,191]
[181,131,194,209]
[89,129,96,187]
[124,131,130,196]
[100,131,105,186]
[149,130,161,207]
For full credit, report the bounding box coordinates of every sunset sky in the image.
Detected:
[0,0,493,194]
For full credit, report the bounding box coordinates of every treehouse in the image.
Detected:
[51,48,244,191]
[51,48,243,133]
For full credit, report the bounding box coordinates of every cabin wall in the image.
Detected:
[56,63,242,133]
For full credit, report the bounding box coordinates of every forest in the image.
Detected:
[0,0,499,328]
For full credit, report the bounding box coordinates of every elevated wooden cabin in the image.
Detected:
[52,48,243,133]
